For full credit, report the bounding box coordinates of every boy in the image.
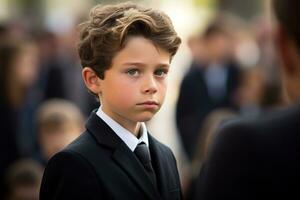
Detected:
[40,2,182,200]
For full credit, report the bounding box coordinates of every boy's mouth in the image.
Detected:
[137,101,159,105]
[136,101,159,109]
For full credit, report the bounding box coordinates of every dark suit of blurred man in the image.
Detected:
[195,0,300,199]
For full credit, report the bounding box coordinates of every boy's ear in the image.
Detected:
[82,67,102,94]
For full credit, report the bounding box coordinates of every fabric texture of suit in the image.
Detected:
[194,104,300,200]
[40,112,182,200]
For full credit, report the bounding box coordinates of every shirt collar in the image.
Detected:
[96,106,149,151]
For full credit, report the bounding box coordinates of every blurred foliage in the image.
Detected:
[93,0,143,4]
[219,0,261,20]
[193,0,218,8]
[10,0,44,14]
[192,0,261,20]
[16,0,38,7]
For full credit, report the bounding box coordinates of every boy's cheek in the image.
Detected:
[159,85,167,97]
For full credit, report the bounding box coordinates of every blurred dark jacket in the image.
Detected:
[0,101,20,198]
[194,104,300,199]
[176,61,240,160]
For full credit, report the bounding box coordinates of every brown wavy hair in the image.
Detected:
[77,2,181,79]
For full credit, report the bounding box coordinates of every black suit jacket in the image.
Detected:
[194,105,300,199]
[40,112,182,200]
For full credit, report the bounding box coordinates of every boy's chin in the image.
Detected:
[136,113,155,122]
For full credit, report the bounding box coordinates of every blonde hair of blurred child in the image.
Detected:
[36,99,84,161]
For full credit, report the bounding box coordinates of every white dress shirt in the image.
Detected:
[96,107,149,152]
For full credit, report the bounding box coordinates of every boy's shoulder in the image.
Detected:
[148,134,177,162]
[48,131,100,164]
[47,130,110,173]
[149,134,171,151]
[65,131,96,152]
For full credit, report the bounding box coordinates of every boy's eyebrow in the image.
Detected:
[122,62,170,68]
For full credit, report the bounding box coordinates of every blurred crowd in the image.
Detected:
[0,2,285,200]
[177,14,285,199]
[0,19,99,199]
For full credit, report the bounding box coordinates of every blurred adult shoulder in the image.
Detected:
[217,104,300,142]
[196,104,300,199]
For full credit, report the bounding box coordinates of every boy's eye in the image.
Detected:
[154,68,168,77]
[127,69,139,76]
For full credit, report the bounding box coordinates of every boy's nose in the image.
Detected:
[142,75,158,94]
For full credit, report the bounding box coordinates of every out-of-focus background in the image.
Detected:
[0,0,282,199]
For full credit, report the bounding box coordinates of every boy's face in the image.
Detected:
[99,36,170,128]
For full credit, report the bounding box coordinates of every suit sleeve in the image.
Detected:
[40,150,104,200]
[194,122,258,200]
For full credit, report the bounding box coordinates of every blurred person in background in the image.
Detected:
[4,159,43,200]
[194,0,300,199]
[35,98,84,166]
[0,38,39,198]
[236,66,267,116]
[0,24,8,38]
[35,26,98,117]
[176,17,241,162]
[236,66,283,116]
[191,109,238,175]
[34,30,64,100]
[186,108,237,200]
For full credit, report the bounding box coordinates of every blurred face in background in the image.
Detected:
[39,122,82,160]
[8,185,39,200]
[236,68,266,107]
[205,33,233,63]
[1,41,39,106]
[11,43,39,91]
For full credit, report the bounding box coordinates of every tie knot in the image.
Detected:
[134,142,151,165]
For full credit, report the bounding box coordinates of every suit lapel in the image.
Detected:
[149,134,170,199]
[112,145,161,200]
[85,112,161,200]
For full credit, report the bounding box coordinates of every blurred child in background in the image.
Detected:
[35,98,84,165]
[4,159,43,200]
[0,38,39,198]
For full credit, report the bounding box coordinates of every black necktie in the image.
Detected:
[134,142,157,188]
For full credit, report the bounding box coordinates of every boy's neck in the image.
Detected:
[116,120,141,137]
[133,123,142,138]
[99,106,142,137]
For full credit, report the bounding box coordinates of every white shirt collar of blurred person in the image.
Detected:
[96,106,149,151]
[204,63,228,101]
